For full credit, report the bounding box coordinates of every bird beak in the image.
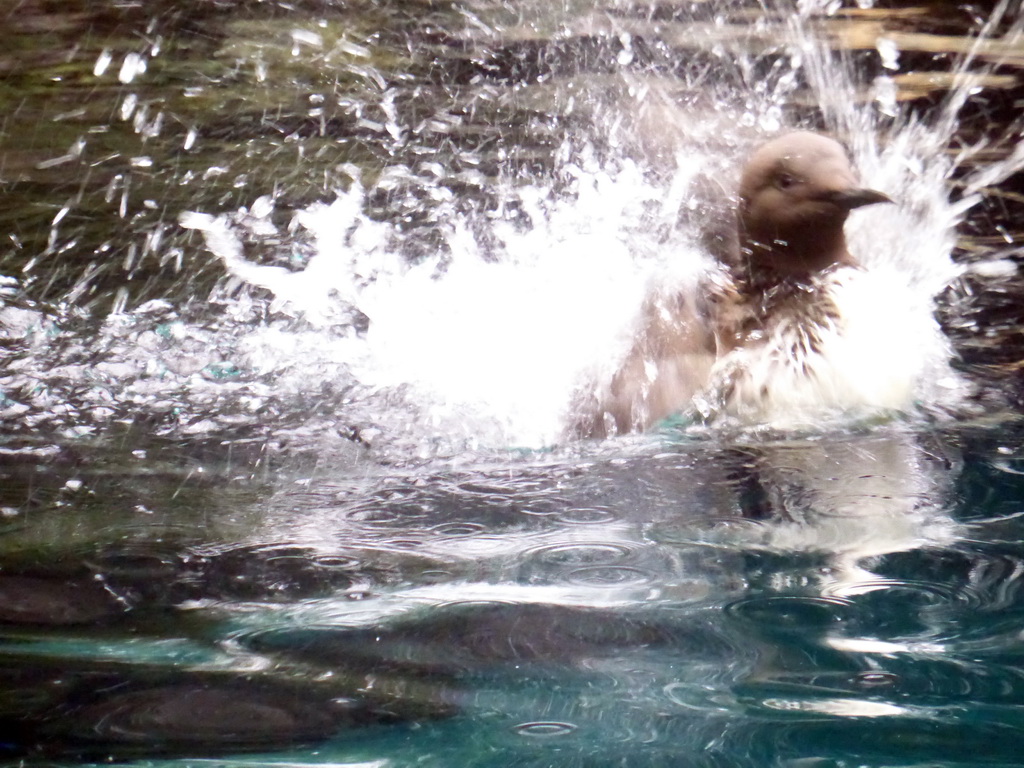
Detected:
[826,188,894,210]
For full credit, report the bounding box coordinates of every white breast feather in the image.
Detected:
[718,267,951,426]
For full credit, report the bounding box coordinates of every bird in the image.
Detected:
[572,130,946,437]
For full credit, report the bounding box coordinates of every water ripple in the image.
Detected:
[526,541,635,567]
[823,577,980,607]
[429,521,487,537]
[514,721,577,738]
[57,682,345,749]
[663,682,736,714]
[555,506,617,525]
[565,564,652,587]
[725,596,854,631]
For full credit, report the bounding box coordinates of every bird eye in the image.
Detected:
[776,173,797,190]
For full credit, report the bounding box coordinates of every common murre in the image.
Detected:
[573,130,953,437]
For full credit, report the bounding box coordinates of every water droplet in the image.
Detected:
[118,52,147,84]
[876,37,900,70]
[93,49,112,77]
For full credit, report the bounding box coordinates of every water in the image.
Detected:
[2,0,1024,765]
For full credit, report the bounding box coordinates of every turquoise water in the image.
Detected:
[5,425,1024,765]
[2,0,1024,765]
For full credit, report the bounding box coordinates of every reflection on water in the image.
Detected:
[3,426,1024,764]
[1,0,1024,765]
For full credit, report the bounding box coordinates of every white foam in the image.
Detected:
[183,152,720,447]
[174,10,1024,452]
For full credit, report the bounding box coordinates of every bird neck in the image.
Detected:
[737,218,857,288]
[730,237,856,323]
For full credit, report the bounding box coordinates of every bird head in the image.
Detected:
[738,131,892,277]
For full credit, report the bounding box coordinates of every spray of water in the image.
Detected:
[181,147,721,449]
[4,0,1023,457]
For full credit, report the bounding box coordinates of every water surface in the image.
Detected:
[2,0,1024,765]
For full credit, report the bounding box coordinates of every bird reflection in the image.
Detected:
[715,428,961,590]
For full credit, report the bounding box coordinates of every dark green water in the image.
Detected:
[2,0,1024,765]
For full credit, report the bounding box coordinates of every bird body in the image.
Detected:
[573,130,950,436]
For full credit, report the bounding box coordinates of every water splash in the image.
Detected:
[180,148,719,449]
[5,0,1024,457]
